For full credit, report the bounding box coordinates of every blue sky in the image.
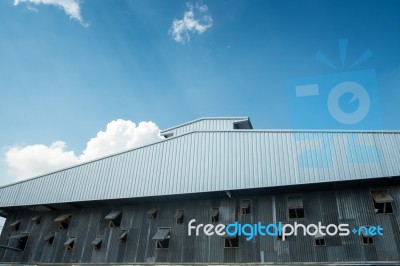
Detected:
[1,0,400,184]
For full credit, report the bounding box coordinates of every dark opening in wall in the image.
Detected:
[64,237,76,252]
[32,215,42,225]
[224,234,239,248]
[105,209,122,227]
[277,222,287,240]
[241,199,251,215]
[175,209,184,224]
[315,234,325,246]
[16,235,28,250]
[9,233,29,251]
[361,227,374,245]
[153,227,170,249]
[148,206,159,220]
[44,232,55,245]
[92,237,103,251]
[371,190,393,214]
[54,213,72,230]
[10,220,21,231]
[210,207,219,223]
[288,196,305,219]
[119,230,128,245]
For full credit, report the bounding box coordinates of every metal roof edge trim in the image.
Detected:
[1,128,399,190]
[3,175,398,208]
[159,116,250,133]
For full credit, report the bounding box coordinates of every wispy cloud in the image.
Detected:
[13,0,88,27]
[169,2,213,44]
[4,119,163,181]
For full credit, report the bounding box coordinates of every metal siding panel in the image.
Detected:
[124,148,137,198]
[110,155,122,199]
[34,174,46,205]
[119,152,131,199]
[1,186,11,206]
[54,169,68,203]
[96,157,110,200]
[29,178,40,205]
[103,156,115,199]
[1,130,400,207]
[114,152,127,199]
[92,159,105,200]
[9,185,19,206]
[64,166,77,202]
[14,181,27,206]
[177,132,188,194]
[77,163,90,201]
[148,144,158,197]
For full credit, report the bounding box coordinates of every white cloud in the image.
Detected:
[13,0,88,27]
[4,119,163,181]
[5,141,79,181]
[79,119,162,162]
[169,2,213,44]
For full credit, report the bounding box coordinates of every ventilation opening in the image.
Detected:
[44,232,55,245]
[161,132,174,138]
[315,237,325,246]
[104,209,122,228]
[8,233,29,251]
[289,208,305,218]
[277,222,287,240]
[148,206,159,220]
[175,210,184,224]
[371,190,393,214]
[288,196,304,219]
[153,227,170,249]
[156,238,170,249]
[32,215,42,225]
[54,214,72,230]
[210,208,219,223]
[224,235,239,248]
[361,227,374,245]
[241,200,251,215]
[64,237,76,252]
[10,220,21,231]
[119,230,128,245]
[92,237,103,251]
[16,236,28,251]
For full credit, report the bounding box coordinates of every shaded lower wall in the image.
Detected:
[1,185,400,264]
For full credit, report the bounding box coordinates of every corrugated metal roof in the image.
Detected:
[0,117,400,208]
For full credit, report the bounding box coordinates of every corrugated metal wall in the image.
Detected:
[1,186,400,263]
[0,131,400,208]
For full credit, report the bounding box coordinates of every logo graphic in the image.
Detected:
[188,219,384,241]
[287,39,381,130]
[287,39,382,168]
